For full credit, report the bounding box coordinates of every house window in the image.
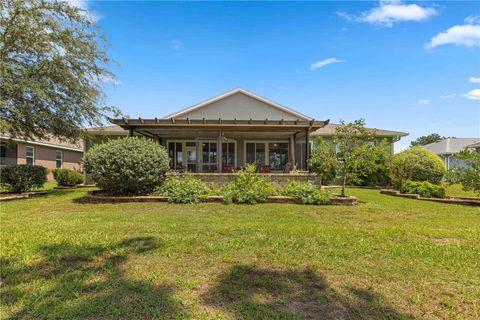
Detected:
[56,150,63,168]
[246,142,266,165]
[168,142,183,170]
[268,143,289,171]
[25,146,35,165]
[0,143,5,165]
[222,142,235,166]
[202,142,217,172]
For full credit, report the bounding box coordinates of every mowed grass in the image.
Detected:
[0,187,479,319]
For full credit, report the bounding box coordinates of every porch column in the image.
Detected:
[217,130,222,173]
[289,135,296,170]
[195,133,201,173]
[305,129,310,171]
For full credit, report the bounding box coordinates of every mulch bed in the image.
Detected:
[83,191,358,205]
[380,189,480,206]
[0,191,48,202]
[53,184,96,190]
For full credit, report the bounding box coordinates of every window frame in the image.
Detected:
[25,146,35,165]
[55,150,63,168]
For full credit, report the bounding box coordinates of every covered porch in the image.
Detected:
[109,118,329,173]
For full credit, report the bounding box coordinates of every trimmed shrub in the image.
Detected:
[52,168,84,186]
[154,174,209,203]
[222,165,274,204]
[390,147,446,189]
[83,137,170,195]
[278,180,330,205]
[0,165,47,193]
[400,180,446,198]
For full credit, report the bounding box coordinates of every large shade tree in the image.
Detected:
[0,0,119,141]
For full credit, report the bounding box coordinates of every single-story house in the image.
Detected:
[423,138,480,170]
[87,88,408,177]
[0,135,83,180]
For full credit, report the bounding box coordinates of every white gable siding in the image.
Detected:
[174,92,302,120]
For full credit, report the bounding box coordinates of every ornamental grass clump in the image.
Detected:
[154,174,209,204]
[83,137,170,195]
[222,165,274,204]
[278,180,330,205]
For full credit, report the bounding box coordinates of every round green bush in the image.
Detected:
[222,165,274,204]
[400,180,446,198]
[83,137,170,195]
[52,168,84,186]
[278,180,330,205]
[155,174,209,203]
[0,165,47,193]
[390,147,446,189]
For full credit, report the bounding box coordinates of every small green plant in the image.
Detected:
[400,180,446,198]
[222,165,274,204]
[154,174,209,203]
[52,168,84,187]
[278,180,330,204]
[0,165,47,193]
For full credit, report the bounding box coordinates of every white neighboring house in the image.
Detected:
[423,138,480,170]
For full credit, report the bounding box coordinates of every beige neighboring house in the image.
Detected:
[0,135,83,180]
[87,88,408,175]
[423,138,480,170]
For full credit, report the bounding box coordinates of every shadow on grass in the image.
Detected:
[1,237,189,319]
[202,264,413,320]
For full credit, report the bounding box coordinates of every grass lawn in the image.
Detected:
[445,184,479,198]
[1,187,479,319]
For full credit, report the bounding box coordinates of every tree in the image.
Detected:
[308,138,338,186]
[0,0,119,142]
[447,149,480,195]
[334,119,375,197]
[347,139,392,186]
[410,133,445,147]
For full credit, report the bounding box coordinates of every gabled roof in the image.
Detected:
[311,123,408,137]
[1,135,83,152]
[423,138,480,155]
[163,88,313,120]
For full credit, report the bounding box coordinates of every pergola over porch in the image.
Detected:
[109,118,329,173]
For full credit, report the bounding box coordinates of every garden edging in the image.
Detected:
[83,191,357,205]
[0,191,48,201]
[380,189,480,206]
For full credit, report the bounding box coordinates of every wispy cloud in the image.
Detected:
[462,89,480,100]
[470,77,480,83]
[417,99,431,105]
[440,94,456,99]
[309,58,342,71]
[65,0,100,22]
[426,17,480,49]
[172,39,183,51]
[337,1,437,27]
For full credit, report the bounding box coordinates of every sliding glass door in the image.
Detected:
[245,141,289,171]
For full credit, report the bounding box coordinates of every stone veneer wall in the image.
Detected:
[187,173,322,187]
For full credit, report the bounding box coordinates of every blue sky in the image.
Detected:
[84,1,479,151]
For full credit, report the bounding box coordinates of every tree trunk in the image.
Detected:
[341,173,347,197]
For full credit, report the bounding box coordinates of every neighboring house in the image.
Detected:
[423,138,480,170]
[0,135,83,180]
[87,88,408,174]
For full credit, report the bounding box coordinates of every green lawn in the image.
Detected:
[445,184,479,198]
[1,187,479,319]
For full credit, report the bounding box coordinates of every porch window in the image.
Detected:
[222,142,235,166]
[202,142,217,172]
[168,142,183,170]
[268,143,288,171]
[55,150,63,168]
[25,146,35,165]
[246,142,266,165]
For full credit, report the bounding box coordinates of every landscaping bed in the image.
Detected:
[0,191,48,201]
[83,190,358,205]
[380,189,480,206]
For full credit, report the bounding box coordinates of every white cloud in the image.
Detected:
[337,1,437,27]
[309,58,342,71]
[470,77,480,83]
[465,15,480,25]
[417,99,431,105]
[172,40,183,51]
[427,24,480,49]
[462,89,480,100]
[440,94,456,99]
[65,0,100,21]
